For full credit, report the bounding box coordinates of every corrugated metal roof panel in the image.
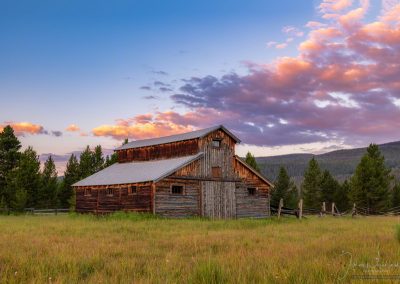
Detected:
[73,153,203,187]
[115,125,240,150]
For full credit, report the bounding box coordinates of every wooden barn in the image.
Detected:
[73,125,273,218]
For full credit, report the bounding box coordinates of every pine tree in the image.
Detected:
[301,157,321,209]
[245,152,261,172]
[392,183,400,208]
[0,125,21,207]
[286,185,298,208]
[79,146,95,179]
[60,154,80,208]
[334,180,350,212]
[320,170,339,205]
[6,147,41,209]
[349,144,392,213]
[39,156,58,208]
[93,145,105,172]
[104,153,118,168]
[271,166,297,207]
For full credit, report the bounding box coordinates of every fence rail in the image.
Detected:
[271,199,400,218]
[0,208,70,215]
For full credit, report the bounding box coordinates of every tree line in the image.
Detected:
[0,125,120,211]
[265,144,400,213]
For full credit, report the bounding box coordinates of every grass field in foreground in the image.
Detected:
[0,213,399,283]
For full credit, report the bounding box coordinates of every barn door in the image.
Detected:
[202,181,236,219]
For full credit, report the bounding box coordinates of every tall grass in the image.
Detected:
[0,214,399,283]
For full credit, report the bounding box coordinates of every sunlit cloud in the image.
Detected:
[0,122,46,136]
[92,0,400,148]
[66,124,80,132]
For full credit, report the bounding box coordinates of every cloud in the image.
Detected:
[51,131,63,137]
[92,0,400,148]
[92,112,198,140]
[140,86,152,91]
[143,95,158,100]
[0,122,64,137]
[282,26,304,37]
[66,124,80,132]
[0,122,46,136]
[159,87,173,92]
[151,70,169,76]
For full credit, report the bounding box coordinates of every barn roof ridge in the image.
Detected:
[73,152,204,187]
[115,125,241,150]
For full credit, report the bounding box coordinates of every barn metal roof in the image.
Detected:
[115,125,241,150]
[73,153,204,187]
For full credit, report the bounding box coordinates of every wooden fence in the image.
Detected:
[0,208,70,215]
[270,198,400,218]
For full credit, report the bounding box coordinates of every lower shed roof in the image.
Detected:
[73,153,204,187]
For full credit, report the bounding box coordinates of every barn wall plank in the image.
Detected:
[155,178,200,218]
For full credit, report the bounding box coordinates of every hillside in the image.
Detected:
[256,141,400,184]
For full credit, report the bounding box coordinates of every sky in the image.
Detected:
[1,0,400,174]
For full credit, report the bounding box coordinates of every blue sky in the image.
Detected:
[1,0,400,173]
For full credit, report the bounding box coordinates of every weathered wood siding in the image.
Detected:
[155,178,200,218]
[201,181,236,219]
[235,182,270,218]
[75,183,152,213]
[233,158,271,218]
[117,139,199,162]
[198,130,236,179]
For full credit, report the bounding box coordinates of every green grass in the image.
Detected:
[0,213,399,283]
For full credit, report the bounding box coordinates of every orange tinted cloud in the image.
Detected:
[0,122,45,136]
[66,124,80,132]
[92,114,194,140]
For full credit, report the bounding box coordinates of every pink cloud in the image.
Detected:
[0,122,46,136]
[66,124,80,132]
[93,0,400,147]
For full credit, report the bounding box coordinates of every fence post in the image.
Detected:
[55,208,58,215]
[298,199,303,220]
[331,202,335,216]
[321,202,326,217]
[352,203,356,217]
[278,198,283,219]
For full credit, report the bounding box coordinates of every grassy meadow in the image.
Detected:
[0,213,399,283]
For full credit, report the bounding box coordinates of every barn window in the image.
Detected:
[107,188,114,196]
[247,187,256,195]
[171,185,184,195]
[212,139,221,148]
[128,185,137,195]
[84,188,92,196]
[212,166,222,178]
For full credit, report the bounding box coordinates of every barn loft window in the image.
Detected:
[107,188,114,196]
[212,139,221,148]
[171,185,184,195]
[212,166,222,178]
[128,185,137,195]
[84,188,92,196]
[247,187,256,195]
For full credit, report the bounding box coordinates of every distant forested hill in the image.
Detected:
[256,141,400,185]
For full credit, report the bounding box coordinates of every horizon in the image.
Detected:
[1,0,400,174]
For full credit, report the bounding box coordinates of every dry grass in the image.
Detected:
[0,213,399,283]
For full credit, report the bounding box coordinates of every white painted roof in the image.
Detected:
[73,153,203,187]
[115,125,240,150]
